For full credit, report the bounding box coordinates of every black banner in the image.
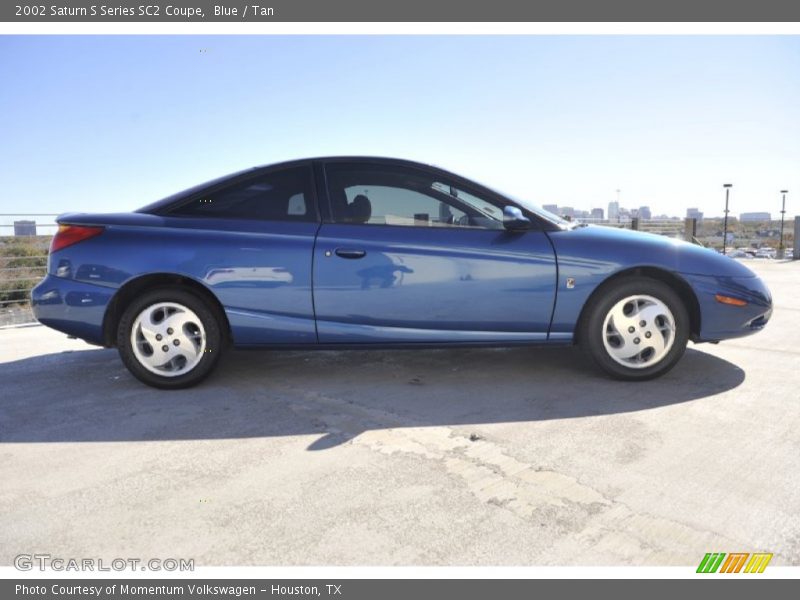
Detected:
[3,0,800,22]
[3,579,796,600]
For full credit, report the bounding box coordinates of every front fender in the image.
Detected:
[546,225,761,339]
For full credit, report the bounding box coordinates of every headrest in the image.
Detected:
[349,194,372,223]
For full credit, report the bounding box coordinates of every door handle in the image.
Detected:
[334,248,367,259]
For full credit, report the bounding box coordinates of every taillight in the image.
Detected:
[50,224,104,253]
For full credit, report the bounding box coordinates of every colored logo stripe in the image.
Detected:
[697,553,726,573]
[744,553,773,573]
[719,553,749,573]
[697,552,773,573]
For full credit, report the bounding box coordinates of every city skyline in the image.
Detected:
[539,200,782,222]
[1,36,798,217]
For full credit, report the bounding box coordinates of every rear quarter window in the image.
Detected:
[167,166,316,222]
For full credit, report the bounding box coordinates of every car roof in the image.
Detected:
[255,156,451,173]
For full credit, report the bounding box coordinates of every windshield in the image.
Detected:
[430,181,504,222]
[510,195,574,228]
[474,180,574,229]
[443,167,572,229]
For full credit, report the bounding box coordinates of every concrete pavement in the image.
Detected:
[1,260,798,566]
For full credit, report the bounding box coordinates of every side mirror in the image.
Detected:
[503,206,531,231]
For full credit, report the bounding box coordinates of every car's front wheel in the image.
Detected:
[579,277,690,380]
[117,288,223,389]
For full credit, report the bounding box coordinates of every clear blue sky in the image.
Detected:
[1,35,798,219]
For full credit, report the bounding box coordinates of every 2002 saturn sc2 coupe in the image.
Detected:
[32,157,772,388]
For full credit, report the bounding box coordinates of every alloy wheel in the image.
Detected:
[601,294,676,369]
[130,302,206,377]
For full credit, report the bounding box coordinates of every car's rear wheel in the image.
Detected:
[117,288,223,389]
[579,277,689,380]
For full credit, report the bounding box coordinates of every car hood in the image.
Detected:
[549,225,757,278]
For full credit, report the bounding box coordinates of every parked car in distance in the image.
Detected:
[32,157,774,388]
[727,249,752,259]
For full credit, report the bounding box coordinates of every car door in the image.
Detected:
[312,161,557,343]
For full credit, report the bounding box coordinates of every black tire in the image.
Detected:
[117,287,223,389]
[578,276,690,381]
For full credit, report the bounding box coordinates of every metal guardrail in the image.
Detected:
[0,214,57,319]
[0,264,49,327]
[0,259,50,306]
[574,218,696,242]
[0,217,58,233]
[577,217,796,251]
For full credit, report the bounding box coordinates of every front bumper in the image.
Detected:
[684,272,773,342]
[31,274,114,345]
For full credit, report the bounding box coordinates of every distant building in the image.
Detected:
[686,208,704,221]
[740,212,771,222]
[590,208,604,219]
[14,220,36,236]
[559,206,575,218]
[542,204,559,215]
[638,206,652,220]
[608,201,620,221]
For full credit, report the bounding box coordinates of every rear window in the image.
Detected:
[163,166,316,222]
[136,168,256,214]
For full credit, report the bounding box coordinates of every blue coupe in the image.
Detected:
[32,157,772,388]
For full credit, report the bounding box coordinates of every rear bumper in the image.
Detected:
[684,273,773,342]
[31,274,114,345]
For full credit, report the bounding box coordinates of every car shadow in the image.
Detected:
[0,345,744,449]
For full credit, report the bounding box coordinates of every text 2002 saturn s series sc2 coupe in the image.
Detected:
[32,157,772,389]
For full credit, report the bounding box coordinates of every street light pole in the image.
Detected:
[778,190,788,259]
[722,184,732,255]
